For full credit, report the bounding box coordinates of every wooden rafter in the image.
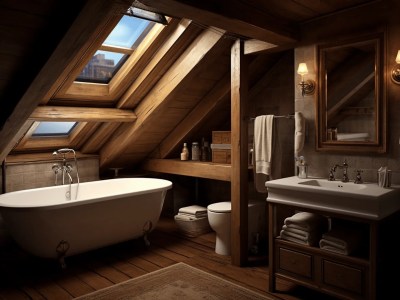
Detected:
[30,106,137,122]
[139,0,298,45]
[0,0,125,162]
[118,18,202,109]
[100,27,227,168]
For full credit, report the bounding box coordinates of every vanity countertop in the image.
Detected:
[265,176,400,220]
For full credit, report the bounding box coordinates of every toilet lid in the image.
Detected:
[207,202,231,213]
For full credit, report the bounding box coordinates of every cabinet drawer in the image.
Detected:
[322,259,364,295]
[278,247,312,278]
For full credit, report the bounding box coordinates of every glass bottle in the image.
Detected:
[191,142,200,161]
[181,143,189,161]
[201,138,211,161]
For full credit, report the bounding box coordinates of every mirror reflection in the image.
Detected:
[317,34,386,153]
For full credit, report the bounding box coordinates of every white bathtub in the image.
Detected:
[0,178,172,265]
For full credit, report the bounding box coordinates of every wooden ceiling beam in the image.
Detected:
[80,123,121,154]
[0,0,125,162]
[244,40,277,55]
[139,0,298,45]
[155,72,231,158]
[100,27,227,168]
[118,18,202,109]
[30,106,137,122]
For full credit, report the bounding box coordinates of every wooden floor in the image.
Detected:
[0,217,339,300]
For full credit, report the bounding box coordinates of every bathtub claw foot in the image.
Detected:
[143,235,150,248]
[143,220,153,248]
[56,240,70,269]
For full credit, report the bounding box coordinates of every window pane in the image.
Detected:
[76,51,126,83]
[33,122,77,137]
[104,15,152,49]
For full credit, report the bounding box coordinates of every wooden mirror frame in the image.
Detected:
[316,33,386,153]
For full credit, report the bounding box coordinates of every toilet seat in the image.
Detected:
[207,201,257,213]
[207,202,231,213]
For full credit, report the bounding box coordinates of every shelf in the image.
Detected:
[275,238,370,265]
[142,158,231,181]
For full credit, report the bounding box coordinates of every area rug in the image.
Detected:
[74,262,277,300]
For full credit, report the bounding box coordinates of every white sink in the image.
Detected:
[298,179,367,191]
[265,176,400,220]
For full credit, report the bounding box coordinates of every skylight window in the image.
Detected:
[32,122,77,137]
[75,15,155,84]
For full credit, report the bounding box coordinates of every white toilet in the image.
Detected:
[207,200,266,255]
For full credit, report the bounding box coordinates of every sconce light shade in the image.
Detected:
[392,50,400,85]
[297,63,315,96]
[297,63,309,75]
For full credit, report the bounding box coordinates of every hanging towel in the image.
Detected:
[253,115,274,193]
[294,112,305,157]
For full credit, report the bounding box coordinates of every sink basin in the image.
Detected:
[298,179,367,191]
[265,176,400,220]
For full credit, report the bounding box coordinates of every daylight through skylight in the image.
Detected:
[32,122,77,137]
[76,15,154,84]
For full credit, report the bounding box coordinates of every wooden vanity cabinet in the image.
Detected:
[268,203,399,300]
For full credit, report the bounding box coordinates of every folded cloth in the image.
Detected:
[319,239,353,255]
[174,214,207,221]
[282,225,312,238]
[280,231,314,246]
[284,212,329,232]
[178,205,207,218]
[280,229,320,246]
[319,226,363,255]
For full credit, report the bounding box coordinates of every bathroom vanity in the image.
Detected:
[266,176,400,300]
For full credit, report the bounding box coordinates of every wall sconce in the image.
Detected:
[297,63,315,97]
[391,50,400,85]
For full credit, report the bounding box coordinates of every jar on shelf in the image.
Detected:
[191,142,200,161]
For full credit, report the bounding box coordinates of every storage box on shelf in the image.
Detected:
[211,131,231,164]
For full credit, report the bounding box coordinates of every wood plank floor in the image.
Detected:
[0,217,339,300]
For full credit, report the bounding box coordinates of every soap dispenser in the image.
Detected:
[297,156,308,179]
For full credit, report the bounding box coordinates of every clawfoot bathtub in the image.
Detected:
[0,178,172,267]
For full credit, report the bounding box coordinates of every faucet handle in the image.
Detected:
[354,169,363,184]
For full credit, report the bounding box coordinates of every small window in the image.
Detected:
[75,15,155,84]
[104,16,151,48]
[76,51,127,83]
[32,122,77,137]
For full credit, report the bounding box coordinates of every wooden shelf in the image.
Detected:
[142,158,231,181]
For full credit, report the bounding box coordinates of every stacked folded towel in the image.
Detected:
[174,205,208,220]
[319,226,363,255]
[280,212,329,246]
[174,205,211,237]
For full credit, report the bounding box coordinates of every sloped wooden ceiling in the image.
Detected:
[0,0,377,172]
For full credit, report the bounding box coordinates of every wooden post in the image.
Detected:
[231,39,249,266]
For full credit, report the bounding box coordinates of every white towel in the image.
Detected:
[284,212,328,232]
[254,115,274,175]
[294,112,305,157]
[178,205,207,218]
[280,231,314,246]
[282,225,312,238]
[254,115,274,193]
[319,226,362,255]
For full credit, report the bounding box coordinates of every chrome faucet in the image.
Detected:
[52,148,80,200]
[328,159,349,182]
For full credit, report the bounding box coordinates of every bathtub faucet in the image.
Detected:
[52,148,80,200]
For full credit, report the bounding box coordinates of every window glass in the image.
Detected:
[76,51,126,83]
[75,15,153,83]
[32,122,77,137]
[104,15,151,48]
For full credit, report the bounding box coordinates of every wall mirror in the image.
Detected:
[316,33,386,153]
